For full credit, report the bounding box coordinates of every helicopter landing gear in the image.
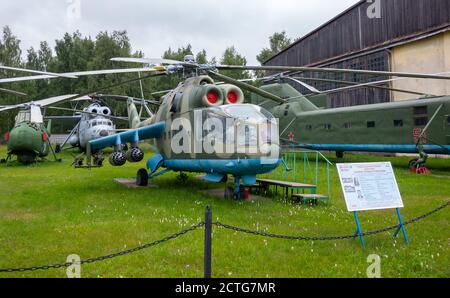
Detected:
[93,152,104,167]
[136,168,149,187]
[176,172,189,184]
[409,146,430,175]
[409,158,430,175]
[232,176,246,200]
[73,154,84,167]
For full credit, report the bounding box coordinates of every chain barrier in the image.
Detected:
[0,201,448,273]
[0,222,205,273]
[215,201,450,240]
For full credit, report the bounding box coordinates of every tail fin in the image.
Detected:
[251,83,319,112]
[127,98,141,129]
[46,119,52,135]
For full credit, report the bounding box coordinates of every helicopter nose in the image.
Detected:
[99,130,109,137]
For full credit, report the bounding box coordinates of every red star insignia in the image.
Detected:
[288,132,294,141]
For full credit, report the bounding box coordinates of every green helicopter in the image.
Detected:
[1,95,78,164]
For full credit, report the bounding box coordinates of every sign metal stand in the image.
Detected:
[351,208,409,248]
[337,162,409,248]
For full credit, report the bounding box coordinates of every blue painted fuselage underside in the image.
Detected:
[162,158,281,177]
[296,144,450,154]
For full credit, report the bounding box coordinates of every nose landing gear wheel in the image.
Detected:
[136,168,149,187]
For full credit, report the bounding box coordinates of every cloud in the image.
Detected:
[0,0,359,65]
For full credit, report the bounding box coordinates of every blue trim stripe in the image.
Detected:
[295,144,450,154]
[163,158,281,176]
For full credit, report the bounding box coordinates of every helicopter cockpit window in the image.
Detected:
[222,105,269,123]
[15,111,31,125]
[170,93,183,114]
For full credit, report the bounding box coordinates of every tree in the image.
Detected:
[220,46,250,80]
[256,31,291,64]
[196,49,208,64]
[0,26,22,67]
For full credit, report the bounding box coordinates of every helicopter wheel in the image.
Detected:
[75,159,83,167]
[336,151,344,159]
[408,158,419,170]
[55,144,62,154]
[136,168,149,187]
[0,158,6,164]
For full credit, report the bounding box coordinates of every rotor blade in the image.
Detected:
[0,67,165,84]
[111,57,193,67]
[0,87,27,96]
[312,72,450,95]
[47,107,129,122]
[151,89,173,96]
[206,71,286,104]
[216,65,450,81]
[44,115,82,122]
[0,94,79,112]
[1,72,167,113]
[0,65,77,79]
[92,94,161,106]
[292,76,432,96]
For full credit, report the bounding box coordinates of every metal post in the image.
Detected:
[204,206,212,278]
[352,212,365,248]
[393,208,409,244]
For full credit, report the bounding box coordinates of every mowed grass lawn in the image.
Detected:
[0,145,449,278]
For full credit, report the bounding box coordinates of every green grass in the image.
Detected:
[0,146,449,278]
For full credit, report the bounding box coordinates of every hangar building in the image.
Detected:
[264,0,450,108]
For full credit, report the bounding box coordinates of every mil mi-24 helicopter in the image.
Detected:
[75,56,282,198]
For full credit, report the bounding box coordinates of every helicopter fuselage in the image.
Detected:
[3,109,51,164]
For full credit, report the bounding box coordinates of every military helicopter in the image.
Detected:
[248,74,450,173]
[74,54,450,196]
[0,95,80,164]
[74,56,281,198]
[47,95,158,166]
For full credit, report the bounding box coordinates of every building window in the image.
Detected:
[344,122,352,129]
[447,116,450,124]
[284,111,289,116]
[305,124,312,131]
[324,124,332,130]
[394,120,403,127]
[367,121,376,128]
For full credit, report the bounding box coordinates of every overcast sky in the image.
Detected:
[0,0,359,65]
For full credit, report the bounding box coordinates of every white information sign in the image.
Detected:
[336,162,404,212]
